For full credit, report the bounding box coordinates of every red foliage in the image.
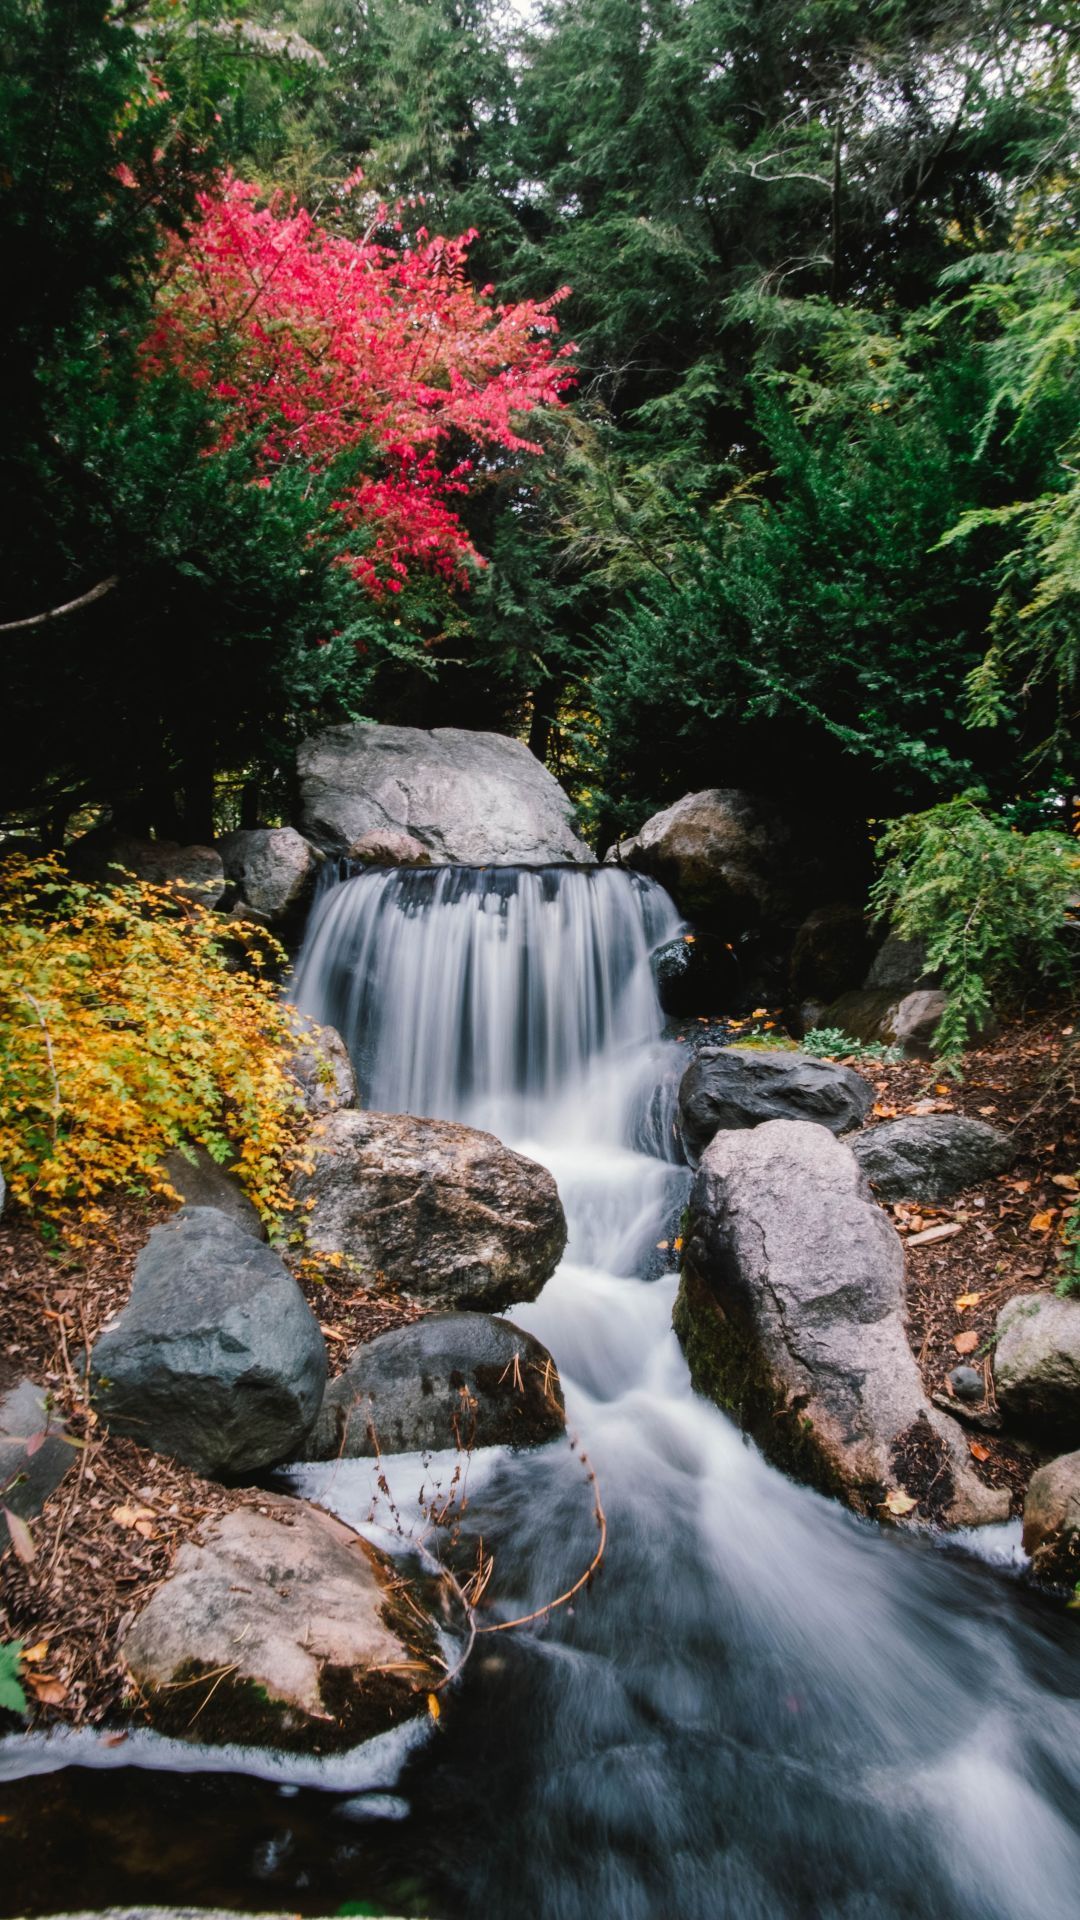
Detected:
[142,177,574,594]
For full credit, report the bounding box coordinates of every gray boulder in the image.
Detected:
[677,1045,874,1164]
[305,1313,566,1459]
[122,1497,443,1750]
[160,1146,266,1241]
[68,831,226,908]
[292,1110,566,1312]
[851,1114,1013,1201]
[348,828,432,867]
[674,1119,1008,1526]
[994,1294,1080,1447]
[297,722,591,865]
[1022,1450,1080,1589]
[891,988,951,1057]
[864,933,934,993]
[0,1377,77,1522]
[91,1208,327,1477]
[218,827,319,924]
[285,1010,358,1115]
[605,789,860,931]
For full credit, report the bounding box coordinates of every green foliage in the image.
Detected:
[0,1641,27,1717]
[870,792,1078,1066]
[0,856,305,1231]
[800,1028,902,1064]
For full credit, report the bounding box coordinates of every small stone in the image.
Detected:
[948,1365,984,1403]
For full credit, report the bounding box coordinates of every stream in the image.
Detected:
[3,864,1079,1919]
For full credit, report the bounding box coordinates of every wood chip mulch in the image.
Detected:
[857,1008,1078,1514]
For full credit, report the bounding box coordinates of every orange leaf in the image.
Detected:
[26,1672,67,1706]
[427,1691,441,1722]
[954,1292,981,1311]
[953,1331,979,1356]
[1029,1211,1056,1234]
[969,1442,991,1462]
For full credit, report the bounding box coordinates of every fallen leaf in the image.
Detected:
[1029,1211,1057,1234]
[111,1504,157,1540]
[953,1331,979,1356]
[21,1642,49,1664]
[969,1442,991,1462]
[673,1236,683,1253]
[1051,1174,1079,1192]
[656,1241,669,1252]
[977,1105,997,1116]
[883,1489,918,1516]
[3,1508,36,1565]
[319,1324,350,1343]
[954,1292,982,1311]
[427,1691,441,1722]
[934,1084,951,1095]
[99,1731,128,1748]
[25,1672,67,1706]
[683,934,696,945]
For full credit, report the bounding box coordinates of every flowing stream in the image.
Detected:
[3,864,1079,1919]
[290,865,1080,1920]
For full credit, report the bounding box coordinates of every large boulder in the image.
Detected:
[218,827,319,925]
[864,934,934,993]
[852,1114,1013,1201]
[292,1111,566,1312]
[297,723,592,865]
[677,1046,874,1164]
[674,1119,1008,1526]
[68,831,225,908]
[285,1010,358,1115]
[159,1146,266,1241]
[305,1313,566,1459]
[994,1294,1080,1447]
[122,1497,444,1751]
[91,1208,328,1477]
[1022,1450,1080,1589]
[604,790,861,932]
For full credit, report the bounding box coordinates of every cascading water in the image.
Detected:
[288,864,1080,1920]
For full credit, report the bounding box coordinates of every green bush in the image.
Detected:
[870,792,1077,1068]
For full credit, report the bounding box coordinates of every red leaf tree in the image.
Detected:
[142,175,575,595]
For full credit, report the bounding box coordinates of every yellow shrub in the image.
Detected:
[0,854,303,1234]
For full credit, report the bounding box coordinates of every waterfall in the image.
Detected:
[287,862,1080,1920]
[291,863,684,1152]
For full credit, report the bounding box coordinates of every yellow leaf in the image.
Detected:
[426,1691,441,1721]
[1029,1211,1056,1234]
[883,1489,918,1517]
[21,1641,49,1663]
[954,1292,981,1311]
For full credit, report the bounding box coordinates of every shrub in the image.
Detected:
[800,1027,902,1064]
[0,856,302,1235]
[870,792,1078,1067]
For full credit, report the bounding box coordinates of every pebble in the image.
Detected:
[948,1365,984,1402]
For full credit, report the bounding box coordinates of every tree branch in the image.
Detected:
[0,576,119,634]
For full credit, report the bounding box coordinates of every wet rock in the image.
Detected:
[91,1208,327,1477]
[304,1313,566,1459]
[948,1366,985,1403]
[674,1119,1009,1527]
[297,722,591,865]
[994,1294,1080,1447]
[68,831,225,908]
[347,828,433,867]
[605,790,862,933]
[160,1147,266,1241]
[677,1046,874,1165]
[651,933,740,1016]
[788,903,873,1006]
[218,827,319,925]
[285,1010,358,1115]
[1022,1450,1080,1588]
[122,1498,444,1751]
[0,1377,77,1521]
[292,1111,566,1313]
[851,1115,1013,1202]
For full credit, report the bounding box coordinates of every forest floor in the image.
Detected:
[0,1006,1075,1730]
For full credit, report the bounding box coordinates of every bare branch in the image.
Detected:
[0,576,119,634]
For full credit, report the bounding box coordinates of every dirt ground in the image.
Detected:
[0,1006,1075,1729]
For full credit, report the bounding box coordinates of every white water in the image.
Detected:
[294,865,1080,1920]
